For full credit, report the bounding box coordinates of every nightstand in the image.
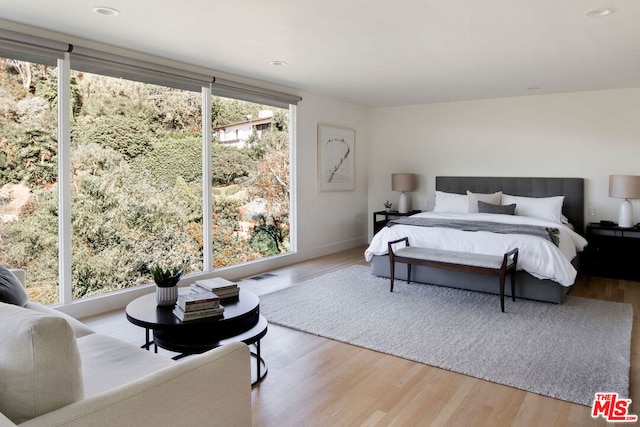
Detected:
[582,222,640,280]
[372,210,421,235]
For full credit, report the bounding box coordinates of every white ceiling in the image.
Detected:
[1,0,639,107]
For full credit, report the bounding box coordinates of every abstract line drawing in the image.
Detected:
[326,138,350,183]
[318,125,355,191]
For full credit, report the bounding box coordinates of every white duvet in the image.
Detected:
[365,212,588,286]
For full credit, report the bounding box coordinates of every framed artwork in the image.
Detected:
[317,124,355,191]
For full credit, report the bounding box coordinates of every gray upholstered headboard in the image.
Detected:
[436,176,585,234]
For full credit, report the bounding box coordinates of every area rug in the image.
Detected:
[259,265,633,406]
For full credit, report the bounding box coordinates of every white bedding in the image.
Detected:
[365,212,588,286]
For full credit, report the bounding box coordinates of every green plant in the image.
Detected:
[384,200,392,209]
[150,264,183,287]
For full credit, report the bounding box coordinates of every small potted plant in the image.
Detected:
[150,264,183,306]
[384,200,393,212]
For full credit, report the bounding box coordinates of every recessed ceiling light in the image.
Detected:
[584,7,615,17]
[270,60,288,66]
[527,87,542,91]
[93,6,120,16]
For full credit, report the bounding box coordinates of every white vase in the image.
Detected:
[156,285,178,306]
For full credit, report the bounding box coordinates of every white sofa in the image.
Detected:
[0,269,252,427]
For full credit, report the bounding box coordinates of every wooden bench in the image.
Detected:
[387,237,519,312]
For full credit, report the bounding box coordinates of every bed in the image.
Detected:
[367,176,587,304]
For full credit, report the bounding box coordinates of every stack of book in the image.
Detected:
[192,277,240,299]
[173,291,224,322]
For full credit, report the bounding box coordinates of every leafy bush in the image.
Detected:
[211,145,254,186]
[248,215,285,256]
[0,128,58,187]
[131,134,202,188]
[74,115,154,160]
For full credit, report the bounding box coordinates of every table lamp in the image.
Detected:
[391,173,417,214]
[609,175,640,228]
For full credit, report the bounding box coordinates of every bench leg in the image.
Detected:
[499,270,506,313]
[510,269,516,302]
[407,263,412,284]
[390,261,395,292]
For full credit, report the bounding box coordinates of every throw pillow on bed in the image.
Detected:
[433,191,468,213]
[467,191,502,213]
[478,201,516,215]
[501,194,565,223]
[0,264,29,306]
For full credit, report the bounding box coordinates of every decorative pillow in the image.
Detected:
[467,191,502,213]
[501,194,565,223]
[478,201,516,215]
[0,264,29,306]
[0,303,84,423]
[433,191,468,213]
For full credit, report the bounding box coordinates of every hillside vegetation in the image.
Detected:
[0,59,289,304]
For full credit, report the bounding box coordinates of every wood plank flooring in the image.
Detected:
[82,245,639,426]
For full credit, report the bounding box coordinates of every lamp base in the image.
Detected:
[398,192,411,214]
[618,199,634,228]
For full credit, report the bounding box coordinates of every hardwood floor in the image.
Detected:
[82,246,638,426]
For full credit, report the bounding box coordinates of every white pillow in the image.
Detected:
[501,194,565,223]
[433,191,468,213]
[467,191,502,213]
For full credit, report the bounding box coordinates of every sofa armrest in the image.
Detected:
[19,342,252,427]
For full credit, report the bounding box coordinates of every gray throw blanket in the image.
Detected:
[388,217,560,246]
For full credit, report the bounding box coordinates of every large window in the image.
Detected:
[210,98,290,268]
[69,71,204,299]
[0,41,296,306]
[0,55,59,304]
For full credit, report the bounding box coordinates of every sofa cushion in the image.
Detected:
[24,301,95,338]
[0,264,29,306]
[0,302,84,424]
[76,333,175,397]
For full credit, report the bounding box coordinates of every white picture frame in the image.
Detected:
[317,124,355,191]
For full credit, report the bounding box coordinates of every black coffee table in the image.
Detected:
[125,288,267,385]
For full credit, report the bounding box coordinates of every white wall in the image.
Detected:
[295,92,370,254]
[367,88,640,238]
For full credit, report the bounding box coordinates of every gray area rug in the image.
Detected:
[259,265,633,406]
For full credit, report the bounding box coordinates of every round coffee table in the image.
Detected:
[125,288,267,385]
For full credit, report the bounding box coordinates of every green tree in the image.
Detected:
[154,89,201,131]
[210,198,260,268]
[248,214,285,256]
[74,115,154,160]
[211,145,254,186]
[75,72,157,120]
[247,130,290,216]
[131,134,202,188]
[0,128,58,187]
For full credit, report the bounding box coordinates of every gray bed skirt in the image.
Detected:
[370,254,574,304]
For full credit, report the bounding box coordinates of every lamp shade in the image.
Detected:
[609,175,640,199]
[391,173,416,192]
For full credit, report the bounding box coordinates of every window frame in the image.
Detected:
[0,31,299,315]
